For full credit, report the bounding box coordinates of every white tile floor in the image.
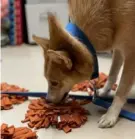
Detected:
[1,45,135,139]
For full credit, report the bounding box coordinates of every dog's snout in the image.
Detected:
[46,93,60,104]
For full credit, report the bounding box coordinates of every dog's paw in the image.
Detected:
[98,113,118,128]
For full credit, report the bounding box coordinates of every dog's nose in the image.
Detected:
[46,94,53,103]
[46,94,52,102]
[46,97,51,103]
[46,93,60,104]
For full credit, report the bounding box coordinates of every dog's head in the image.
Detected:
[33,13,94,103]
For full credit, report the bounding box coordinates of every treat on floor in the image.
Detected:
[0,123,37,139]
[72,72,117,95]
[22,98,90,133]
[0,82,28,110]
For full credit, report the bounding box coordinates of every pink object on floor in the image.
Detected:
[1,0,9,19]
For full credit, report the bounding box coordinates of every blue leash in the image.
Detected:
[92,87,135,121]
[93,98,135,121]
[1,91,135,121]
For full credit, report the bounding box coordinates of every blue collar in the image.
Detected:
[66,23,99,79]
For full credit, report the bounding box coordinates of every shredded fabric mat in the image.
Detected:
[72,72,117,94]
[0,123,37,139]
[1,72,117,134]
[22,98,90,133]
[0,83,28,110]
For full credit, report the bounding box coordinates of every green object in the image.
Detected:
[1,18,10,47]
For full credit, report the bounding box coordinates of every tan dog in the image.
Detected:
[33,0,135,128]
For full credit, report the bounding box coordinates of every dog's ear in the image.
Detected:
[47,50,72,70]
[32,35,49,52]
[47,13,66,49]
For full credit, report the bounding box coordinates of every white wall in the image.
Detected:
[26,0,67,4]
[25,1,68,43]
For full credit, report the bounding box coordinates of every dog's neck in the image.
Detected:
[66,22,99,79]
[68,0,114,52]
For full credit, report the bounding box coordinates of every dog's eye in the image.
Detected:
[50,81,58,86]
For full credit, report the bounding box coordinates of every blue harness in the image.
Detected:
[66,23,99,79]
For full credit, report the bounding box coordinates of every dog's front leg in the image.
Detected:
[98,49,123,96]
[98,55,135,128]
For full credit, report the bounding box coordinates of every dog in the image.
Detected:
[33,0,135,128]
